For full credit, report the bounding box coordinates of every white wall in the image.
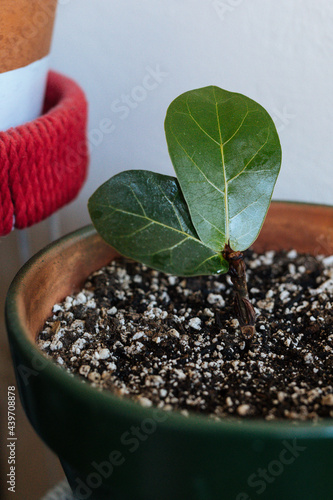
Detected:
[50,0,333,234]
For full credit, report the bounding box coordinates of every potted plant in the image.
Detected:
[5,87,333,500]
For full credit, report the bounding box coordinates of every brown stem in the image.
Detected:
[223,243,256,339]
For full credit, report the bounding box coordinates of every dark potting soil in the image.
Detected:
[37,249,333,421]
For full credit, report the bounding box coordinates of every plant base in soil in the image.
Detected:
[37,249,333,421]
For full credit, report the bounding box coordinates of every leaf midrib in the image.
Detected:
[213,87,229,243]
[175,90,272,247]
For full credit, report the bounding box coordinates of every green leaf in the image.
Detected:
[165,86,282,252]
[88,170,228,276]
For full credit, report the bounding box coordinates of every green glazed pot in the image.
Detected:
[5,202,333,500]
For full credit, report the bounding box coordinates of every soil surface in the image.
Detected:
[37,249,333,421]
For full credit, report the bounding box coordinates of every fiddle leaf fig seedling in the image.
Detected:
[88,86,282,338]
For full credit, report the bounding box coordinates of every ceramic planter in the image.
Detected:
[1,1,57,130]
[5,201,333,500]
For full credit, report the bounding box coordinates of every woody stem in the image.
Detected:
[223,243,256,339]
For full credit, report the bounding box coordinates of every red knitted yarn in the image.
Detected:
[0,71,89,236]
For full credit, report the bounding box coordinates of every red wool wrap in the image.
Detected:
[0,71,89,236]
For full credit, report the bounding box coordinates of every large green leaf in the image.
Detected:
[165,86,282,252]
[88,170,228,276]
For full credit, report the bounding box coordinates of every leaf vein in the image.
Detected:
[229,194,266,222]
[222,107,249,147]
[155,183,184,231]
[192,208,225,238]
[170,128,226,198]
[184,100,220,146]
[190,253,221,273]
[147,237,189,257]
[227,127,271,184]
[100,203,214,248]
[126,184,147,217]
[117,221,154,239]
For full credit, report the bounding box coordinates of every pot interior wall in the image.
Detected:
[17,231,116,343]
[253,202,333,254]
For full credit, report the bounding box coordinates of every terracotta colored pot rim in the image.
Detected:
[5,201,333,438]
